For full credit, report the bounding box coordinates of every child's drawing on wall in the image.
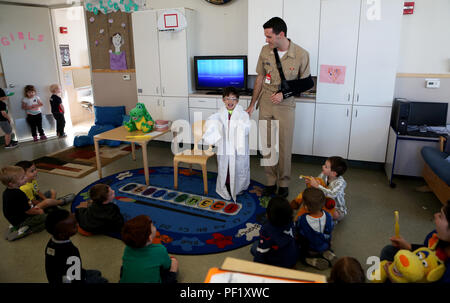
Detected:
[109,32,127,70]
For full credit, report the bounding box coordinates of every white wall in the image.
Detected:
[147,0,248,56]
[53,6,89,67]
[397,0,450,74]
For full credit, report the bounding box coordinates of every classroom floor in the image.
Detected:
[0,133,442,283]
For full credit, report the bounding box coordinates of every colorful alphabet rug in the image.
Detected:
[71,166,270,255]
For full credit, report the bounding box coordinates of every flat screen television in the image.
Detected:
[194,55,248,93]
[407,101,448,127]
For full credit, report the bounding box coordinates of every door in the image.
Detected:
[292,102,315,155]
[157,9,188,97]
[283,0,320,76]
[353,0,403,106]
[313,103,352,158]
[348,105,391,162]
[316,0,360,104]
[159,97,189,142]
[132,10,161,96]
[0,4,60,140]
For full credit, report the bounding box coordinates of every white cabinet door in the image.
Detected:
[348,105,391,162]
[158,10,189,97]
[159,97,189,142]
[162,97,189,122]
[189,108,217,124]
[247,0,283,75]
[353,0,403,106]
[316,0,360,104]
[283,0,320,76]
[313,103,352,158]
[138,95,163,121]
[132,11,161,96]
[292,102,315,155]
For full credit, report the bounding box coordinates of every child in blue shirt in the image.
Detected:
[295,187,337,270]
[251,196,298,268]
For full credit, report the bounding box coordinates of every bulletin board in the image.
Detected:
[86,10,135,71]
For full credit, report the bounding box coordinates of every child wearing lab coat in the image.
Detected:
[202,87,251,202]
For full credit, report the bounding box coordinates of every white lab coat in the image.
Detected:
[202,105,251,202]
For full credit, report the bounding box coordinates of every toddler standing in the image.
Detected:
[0,88,18,149]
[49,84,66,138]
[202,86,251,201]
[22,85,47,142]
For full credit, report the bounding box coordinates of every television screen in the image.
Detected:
[194,56,247,91]
[407,101,448,127]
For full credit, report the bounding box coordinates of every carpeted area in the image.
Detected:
[33,144,137,178]
[71,166,269,255]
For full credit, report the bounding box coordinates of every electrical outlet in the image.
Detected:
[123,74,131,81]
[425,78,440,88]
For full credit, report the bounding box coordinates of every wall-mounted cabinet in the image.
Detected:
[132,8,195,142]
[132,8,195,97]
[314,0,403,162]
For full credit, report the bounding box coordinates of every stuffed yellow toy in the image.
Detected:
[371,248,446,283]
[291,175,336,221]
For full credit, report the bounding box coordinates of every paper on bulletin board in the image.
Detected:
[319,64,346,84]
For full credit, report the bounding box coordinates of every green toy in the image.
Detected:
[123,102,154,133]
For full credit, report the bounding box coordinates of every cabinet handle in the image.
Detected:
[156,87,159,94]
[157,99,160,106]
[355,109,358,117]
[346,109,349,117]
[357,93,359,103]
[163,100,165,107]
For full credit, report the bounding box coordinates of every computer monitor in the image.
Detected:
[407,101,448,127]
[194,56,248,92]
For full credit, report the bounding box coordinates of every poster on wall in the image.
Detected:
[319,64,346,84]
[59,44,71,66]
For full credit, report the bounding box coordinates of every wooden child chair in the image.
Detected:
[173,120,215,195]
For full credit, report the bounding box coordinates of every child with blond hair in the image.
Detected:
[49,84,66,138]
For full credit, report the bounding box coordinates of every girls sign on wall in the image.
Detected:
[0,32,44,50]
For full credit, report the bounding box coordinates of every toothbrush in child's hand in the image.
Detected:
[394,211,400,238]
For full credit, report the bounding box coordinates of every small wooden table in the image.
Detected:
[93,126,170,185]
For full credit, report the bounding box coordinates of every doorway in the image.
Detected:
[51,6,94,135]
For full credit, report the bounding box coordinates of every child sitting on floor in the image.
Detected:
[328,257,365,283]
[75,183,124,235]
[295,187,337,270]
[251,196,298,268]
[120,214,178,283]
[15,160,75,207]
[1,165,66,241]
[44,208,108,283]
[291,156,348,222]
